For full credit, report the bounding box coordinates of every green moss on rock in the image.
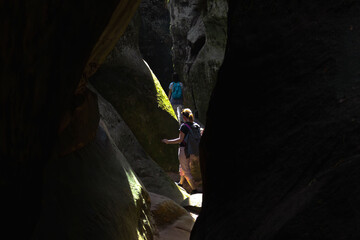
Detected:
[144,60,177,120]
[37,123,155,239]
[89,17,179,171]
[90,61,179,171]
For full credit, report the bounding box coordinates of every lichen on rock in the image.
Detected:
[143,60,177,121]
[37,122,156,240]
[90,13,179,172]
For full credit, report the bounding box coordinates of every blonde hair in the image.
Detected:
[181,108,194,122]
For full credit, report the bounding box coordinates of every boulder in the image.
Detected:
[36,122,155,239]
[149,192,189,229]
[0,1,140,238]
[155,215,195,240]
[181,193,202,214]
[90,83,186,204]
[90,14,179,172]
[149,192,194,240]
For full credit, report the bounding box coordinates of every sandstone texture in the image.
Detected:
[6,1,360,240]
[167,0,227,122]
[90,84,186,204]
[90,14,180,172]
[0,1,140,238]
[192,1,360,239]
[37,122,155,239]
[150,192,195,240]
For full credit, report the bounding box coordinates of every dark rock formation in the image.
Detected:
[58,87,100,156]
[36,122,155,239]
[90,84,186,204]
[139,0,173,90]
[90,14,180,172]
[150,191,195,239]
[0,1,140,238]
[5,1,360,239]
[167,0,227,122]
[192,0,360,239]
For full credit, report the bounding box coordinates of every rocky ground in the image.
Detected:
[150,182,203,240]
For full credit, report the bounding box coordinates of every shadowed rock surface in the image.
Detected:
[36,122,155,239]
[2,1,360,239]
[192,1,360,239]
[90,14,180,172]
[139,0,173,90]
[90,83,186,204]
[0,1,140,238]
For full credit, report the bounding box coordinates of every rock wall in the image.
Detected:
[138,0,173,90]
[192,0,360,239]
[36,122,155,239]
[8,1,360,239]
[167,0,227,122]
[90,13,180,172]
[0,1,141,238]
[90,84,186,204]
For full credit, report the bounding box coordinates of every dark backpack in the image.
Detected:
[184,123,201,157]
[172,82,183,99]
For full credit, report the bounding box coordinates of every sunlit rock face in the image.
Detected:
[37,122,155,240]
[167,0,228,123]
[192,0,360,239]
[0,1,140,238]
[90,84,186,204]
[90,14,180,172]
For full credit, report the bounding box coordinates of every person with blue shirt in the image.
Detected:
[168,73,184,124]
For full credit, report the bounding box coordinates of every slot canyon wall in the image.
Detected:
[167,0,228,123]
[1,1,193,239]
[89,12,180,173]
[88,12,184,203]
[193,0,360,239]
[0,1,153,239]
[138,0,173,90]
[2,0,360,240]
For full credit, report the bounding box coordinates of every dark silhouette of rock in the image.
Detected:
[139,0,173,90]
[90,14,180,172]
[192,1,360,239]
[37,122,155,239]
[3,1,360,239]
[90,84,186,204]
[0,1,140,238]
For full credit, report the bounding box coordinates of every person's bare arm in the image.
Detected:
[162,131,185,144]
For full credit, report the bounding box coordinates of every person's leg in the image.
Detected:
[172,104,181,124]
[178,164,185,186]
[179,147,197,190]
[177,104,183,124]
